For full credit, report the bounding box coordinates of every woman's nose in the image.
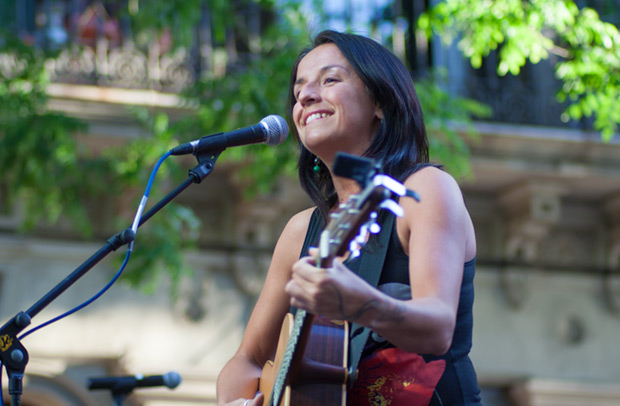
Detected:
[297,83,321,106]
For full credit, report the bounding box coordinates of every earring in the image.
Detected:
[313,156,321,173]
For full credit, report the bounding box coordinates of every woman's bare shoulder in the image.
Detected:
[401,165,476,260]
[401,166,467,208]
[284,207,316,235]
[272,207,316,263]
[404,165,459,189]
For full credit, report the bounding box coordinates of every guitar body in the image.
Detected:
[260,313,349,406]
[259,313,293,405]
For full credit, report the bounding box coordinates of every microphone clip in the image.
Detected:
[190,150,222,184]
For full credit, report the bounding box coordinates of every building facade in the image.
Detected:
[1,1,620,405]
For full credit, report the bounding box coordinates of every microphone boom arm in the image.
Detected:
[0,150,222,405]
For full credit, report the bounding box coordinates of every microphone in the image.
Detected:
[170,114,288,156]
[88,371,182,394]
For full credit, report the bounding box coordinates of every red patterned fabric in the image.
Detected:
[348,348,446,406]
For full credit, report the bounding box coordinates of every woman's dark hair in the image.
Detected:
[286,30,429,221]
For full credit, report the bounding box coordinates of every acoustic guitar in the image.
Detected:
[259,173,406,406]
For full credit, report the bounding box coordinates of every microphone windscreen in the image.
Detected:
[163,371,182,389]
[261,115,289,145]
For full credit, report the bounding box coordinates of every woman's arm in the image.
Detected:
[216,208,314,406]
[286,167,476,356]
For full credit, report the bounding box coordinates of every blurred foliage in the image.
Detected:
[416,71,491,178]
[0,36,91,233]
[13,0,618,296]
[0,32,200,295]
[118,0,488,292]
[104,107,201,296]
[420,0,620,141]
[171,3,307,197]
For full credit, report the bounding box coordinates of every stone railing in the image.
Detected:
[44,42,197,93]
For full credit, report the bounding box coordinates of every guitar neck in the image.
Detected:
[268,309,315,406]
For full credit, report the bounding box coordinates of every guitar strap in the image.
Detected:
[346,211,394,385]
[299,208,395,386]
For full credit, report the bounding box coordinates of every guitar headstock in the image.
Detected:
[317,173,408,268]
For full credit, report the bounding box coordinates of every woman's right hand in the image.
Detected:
[221,391,263,406]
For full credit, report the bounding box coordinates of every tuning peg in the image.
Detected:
[373,174,407,197]
[369,222,381,234]
[356,225,370,244]
[379,199,404,217]
[349,241,362,259]
[405,189,421,202]
[366,212,380,234]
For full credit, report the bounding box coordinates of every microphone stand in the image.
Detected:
[98,384,135,406]
[0,150,222,406]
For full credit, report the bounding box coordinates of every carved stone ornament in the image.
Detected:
[556,313,587,345]
[498,182,564,309]
[500,266,531,310]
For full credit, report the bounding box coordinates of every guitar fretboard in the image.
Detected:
[269,309,307,406]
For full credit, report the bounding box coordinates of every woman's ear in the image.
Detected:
[375,105,383,121]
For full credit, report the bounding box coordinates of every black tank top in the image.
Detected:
[300,209,482,405]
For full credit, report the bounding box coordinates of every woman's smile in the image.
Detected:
[292,43,383,160]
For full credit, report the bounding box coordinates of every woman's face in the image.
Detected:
[292,43,383,164]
